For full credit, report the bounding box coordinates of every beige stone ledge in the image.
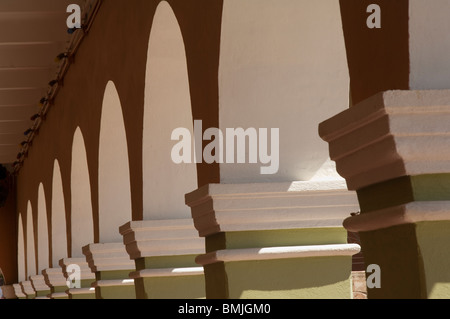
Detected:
[60,258,96,280]
[42,268,67,288]
[82,242,135,272]
[119,219,205,260]
[185,181,359,237]
[92,279,135,288]
[129,267,204,279]
[30,275,51,293]
[196,244,361,266]
[20,281,35,296]
[319,90,450,190]
[68,287,96,295]
[344,201,450,232]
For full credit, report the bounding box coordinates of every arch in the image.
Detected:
[37,183,49,271]
[26,201,36,277]
[51,160,67,267]
[98,81,132,242]
[143,1,197,220]
[71,127,94,257]
[17,214,25,282]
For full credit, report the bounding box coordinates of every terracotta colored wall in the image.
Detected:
[15,0,222,261]
[339,0,410,105]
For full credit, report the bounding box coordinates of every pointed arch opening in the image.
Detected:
[26,201,36,278]
[98,81,132,242]
[51,160,67,267]
[37,183,49,271]
[17,213,25,282]
[143,1,197,220]
[71,128,94,257]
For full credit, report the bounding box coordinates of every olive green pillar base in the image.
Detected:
[131,255,205,299]
[48,285,70,299]
[359,220,450,299]
[67,279,96,299]
[205,256,353,299]
[134,274,205,300]
[93,270,136,299]
[197,229,359,299]
[35,289,51,298]
[120,220,207,300]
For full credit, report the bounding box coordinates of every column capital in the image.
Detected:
[319,89,450,190]
[82,243,135,272]
[29,275,51,298]
[119,219,204,260]
[59,257,96,281]
[185,180,359,237]
[42,268,67,288]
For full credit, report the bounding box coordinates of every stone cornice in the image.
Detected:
[59,258,96,280]
[29,275,50,292]
[82,243,135,272]
[319,90,450,190]
[119,219,205,260]
[185,181,359,237]
[196,244,361,266]
[129,267,204,279]
[42,268,67,288]
[344,201,450,232]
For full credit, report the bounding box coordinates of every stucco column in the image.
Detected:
[119,219,205,299]
[320,90,450,299]
[59,258,96,299]
[30,275,51,299]
[185,181,360,299]
[82,243,136,299]
[42,268,69,299]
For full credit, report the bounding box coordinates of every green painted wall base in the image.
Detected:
[205,256,353,299]
[69,292,96,300]
[360,220,450,299]
[416,221,450,299]
[94,270,136,299]
[134,256,206,299]
[35,290,51,298]
[96,285,136,299]
[203,228,354,299]
[26,294,36,299]
[68,279,96,300]
[135,275,205,299]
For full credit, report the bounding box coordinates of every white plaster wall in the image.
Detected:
[71,128,94,257]
[409,0,450,90]
[37,183,49,271]
[17,214,25,282]
[26,201,36,277]
[51,160,67,266]
[98,81,132,242]
[142,1,198,220]
[218,0,350,183]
